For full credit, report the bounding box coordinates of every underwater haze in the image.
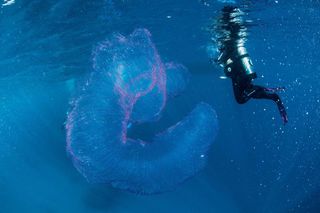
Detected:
[0,0,320,212]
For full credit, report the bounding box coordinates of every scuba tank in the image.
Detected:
[223,44,257,79]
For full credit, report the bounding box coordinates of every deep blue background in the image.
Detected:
[0,0,319,212]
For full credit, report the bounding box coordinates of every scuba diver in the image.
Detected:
[211,5,288,124]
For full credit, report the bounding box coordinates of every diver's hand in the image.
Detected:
[210,58,218,64]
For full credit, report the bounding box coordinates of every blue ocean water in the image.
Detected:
[0,0,319,212]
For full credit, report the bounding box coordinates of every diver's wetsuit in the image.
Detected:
[214,5,288,124]
[231,75,288,124]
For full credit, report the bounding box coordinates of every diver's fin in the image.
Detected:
[264,87,286,92]
[276,101,288,125]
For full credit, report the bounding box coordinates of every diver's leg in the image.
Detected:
[232,79,249,104]
[264,87,286,92]
[251,85,288,124]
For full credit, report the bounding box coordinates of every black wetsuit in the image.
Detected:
[232,76,278,104]
[231,75,288,124]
